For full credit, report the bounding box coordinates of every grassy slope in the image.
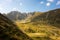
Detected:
[15,9,60,40]
[16,21,60,40]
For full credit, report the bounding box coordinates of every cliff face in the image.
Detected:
[0,13,33,40]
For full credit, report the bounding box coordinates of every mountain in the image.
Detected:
[31,9,60,21]
[29,9,60,28]
[16,9,60,40]
[0,13,33,40]
[3,11,27,20]
[3,11,35,21]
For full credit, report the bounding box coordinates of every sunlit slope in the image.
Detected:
[31,9,60,22]
[16,22,60,40]
[16,9,60,40]
[26,9,60,27]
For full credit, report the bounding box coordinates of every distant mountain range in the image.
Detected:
[3,9,60,21]
[3,8,60,27]
[3,11,34,21]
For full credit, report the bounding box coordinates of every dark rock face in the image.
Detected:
[0,13,33,40]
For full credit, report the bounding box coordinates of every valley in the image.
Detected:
[2,8,60,40]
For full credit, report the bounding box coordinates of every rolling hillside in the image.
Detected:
[16,9,60,40]
[29,9,60,28]
[31,9,60,22]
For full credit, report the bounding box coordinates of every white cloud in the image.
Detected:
[0,4,4,12]
[20,3,22,6]
[56,1,60,5]
[46,2,51,6]
[12,7,20,11]
[40,1,44,4]
[0,0,13,13]
[12,8,18,11]
[0,0,13,7]
[47,0,54,2]
[0,7,3,10]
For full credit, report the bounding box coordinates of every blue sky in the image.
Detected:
[0,0,60,13]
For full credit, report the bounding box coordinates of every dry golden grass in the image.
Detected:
[15,21,60,40]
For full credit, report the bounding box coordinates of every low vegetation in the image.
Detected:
[16,21,60,40]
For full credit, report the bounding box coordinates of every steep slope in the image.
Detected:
[30,9,60,27]
[0,13,33,40]
[31,9,60,21]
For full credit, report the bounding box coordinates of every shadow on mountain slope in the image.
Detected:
[0,13,33,40]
